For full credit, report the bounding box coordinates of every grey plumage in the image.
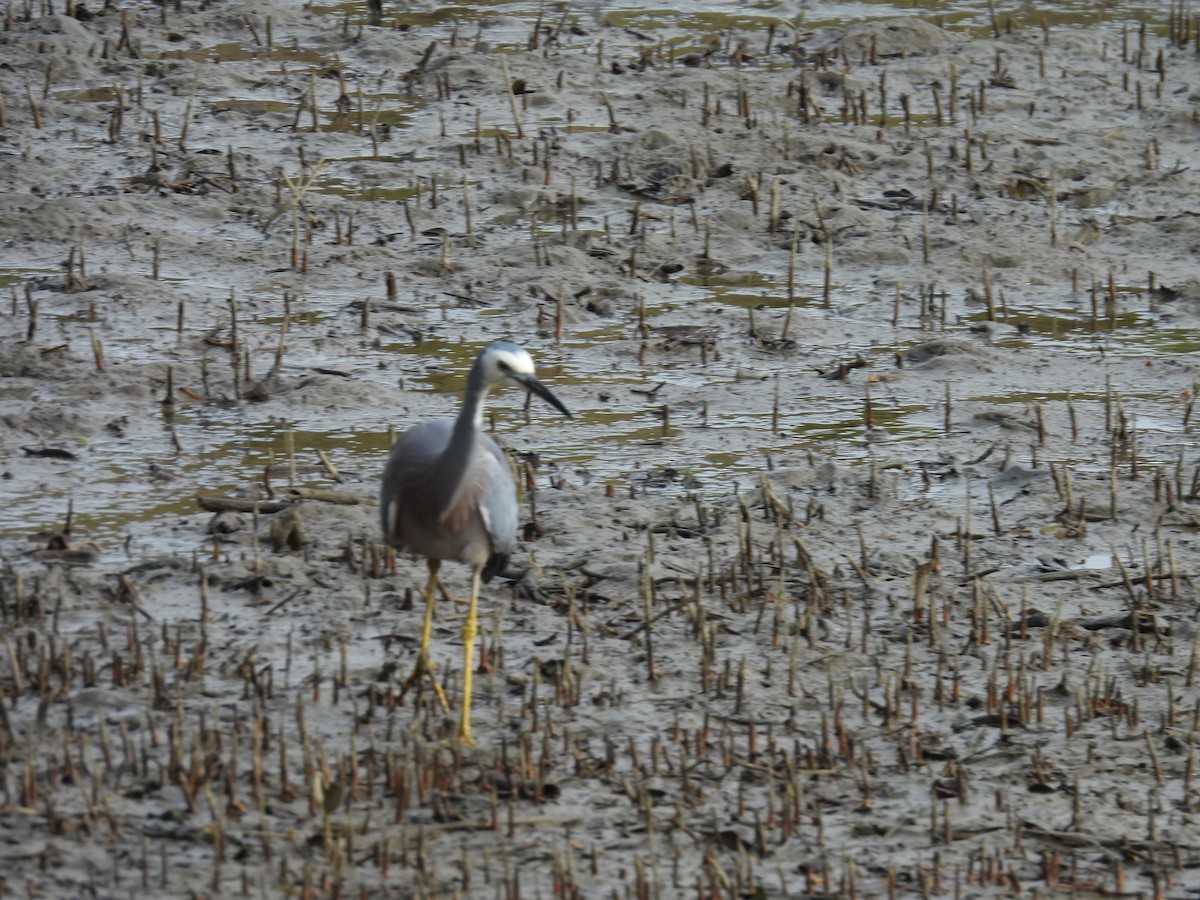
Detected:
[381,418,516,581]
[380,340,571,744]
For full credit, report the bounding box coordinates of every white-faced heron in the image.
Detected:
[380,341,571,744]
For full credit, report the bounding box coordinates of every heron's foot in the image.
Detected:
[406,654,437,679]
[436,583,470,606]
[404,654,449,712]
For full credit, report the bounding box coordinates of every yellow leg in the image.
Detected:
[458,566,482,745]
[407,559,448,712]
[417,559,439,661]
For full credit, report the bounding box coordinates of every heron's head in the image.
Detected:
[480,341,537,388]
[478,341,572,418]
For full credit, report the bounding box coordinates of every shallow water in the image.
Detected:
[2,209,1193,556]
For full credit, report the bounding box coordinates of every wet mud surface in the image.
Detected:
[2,0,1200,895]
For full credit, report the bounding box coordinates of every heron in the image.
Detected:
[380,341,572,744]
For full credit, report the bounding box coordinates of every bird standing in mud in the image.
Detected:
[380,341,572,744]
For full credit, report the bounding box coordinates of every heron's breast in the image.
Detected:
[398,459,497,567]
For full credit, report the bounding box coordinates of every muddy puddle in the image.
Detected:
[2,245,1194,555]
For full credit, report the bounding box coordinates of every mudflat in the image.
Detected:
[2,2,1199,895]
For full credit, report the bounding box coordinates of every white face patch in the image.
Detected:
[507,349,535,376]
[489,346,535,383]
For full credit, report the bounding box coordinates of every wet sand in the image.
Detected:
[2,1,1200,896]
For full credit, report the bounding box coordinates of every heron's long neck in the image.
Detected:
[430,364,490,515]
